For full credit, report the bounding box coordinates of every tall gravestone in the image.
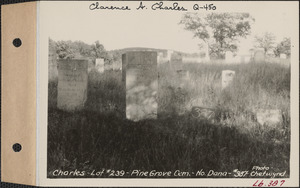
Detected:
[57,59,88,111]
[95,58,105,73]
[122,51,158,121]
[167,50,173,61]
[222,70,235,90]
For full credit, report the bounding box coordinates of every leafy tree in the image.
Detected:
[56,40,75,59]
[274,37,291,58]
[90,41,107,59]
[179,13,254,58]
[254,32,276,54]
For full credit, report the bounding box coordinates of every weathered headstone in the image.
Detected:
[157,52,164,64]
[222,70,235,89]
[280,53,287,59]
[122,51,158,121]
[256,109,282,127]
[57,59,88,111]
[95,58,105,73]
[253,49,265,62]
[167,50,173,61]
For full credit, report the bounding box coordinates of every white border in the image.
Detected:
[37,1,299,187]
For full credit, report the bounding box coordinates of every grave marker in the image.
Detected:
[256,109,282,127]
[95,58,105,72]
[57,59,88,111]
[167,50,173,61]
[280,53,287,59]
[122,51,158,121]
[222,70,235,89]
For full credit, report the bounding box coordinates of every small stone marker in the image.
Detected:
[95,58,105,72]
[157,52,164,64]
[167,50,173,61]
[122,51,158,121]
[57,59,88,111]
[280,53,287,59]
[253,49,265,62]
[256,109,282,126]
[222,70,235,89]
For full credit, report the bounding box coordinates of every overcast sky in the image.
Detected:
[41,1,298,53]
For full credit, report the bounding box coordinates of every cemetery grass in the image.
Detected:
[47,61,290,178]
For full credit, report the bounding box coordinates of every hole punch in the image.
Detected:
[12,143,22,152]
[13,38,22,47]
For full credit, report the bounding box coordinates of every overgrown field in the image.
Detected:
[48,60,290,178]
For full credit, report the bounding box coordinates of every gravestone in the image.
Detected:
[280,53,287,59]
[222,70,235,89]
[256,109,282,127]
[57,59,88,111]
[95,58,105,73]
[157,52,164,64]
[253,49,265,62]
[167,50,173,61]
[122,51,158,121]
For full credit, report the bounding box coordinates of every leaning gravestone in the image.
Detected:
[95,58,105,73]
[122,51,158,121]
[57,59,88,111]
[253,49,265,62]
[222,70,235,90]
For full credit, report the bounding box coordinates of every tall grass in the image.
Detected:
[48,60,290,178]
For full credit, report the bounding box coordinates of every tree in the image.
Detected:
[179,13,254,58]
[254,32,276,54]
[274,37,291,58]
[56,40,75,59]
[90,41,107,59]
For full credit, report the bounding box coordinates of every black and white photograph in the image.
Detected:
[41,1,297,185]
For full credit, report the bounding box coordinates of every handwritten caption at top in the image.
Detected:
[89,2,217,11]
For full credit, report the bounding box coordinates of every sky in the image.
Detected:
[41,1,298,54]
